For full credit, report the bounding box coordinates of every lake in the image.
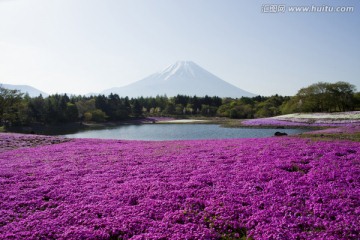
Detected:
[63,124,310,141]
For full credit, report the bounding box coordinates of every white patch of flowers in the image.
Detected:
[274,112,360,120]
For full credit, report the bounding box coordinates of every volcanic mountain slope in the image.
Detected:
[102,61,255,98]
[1,83,48,97]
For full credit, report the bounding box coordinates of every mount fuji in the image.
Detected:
[102,61,255,98]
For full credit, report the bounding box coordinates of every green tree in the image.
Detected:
[0,86,24,126]
[164,102,176,115]
[293,81,356,112]
[28,95,47,123]
[131,99,143,117]
[89,109,107,122]
[65,103,79,122]
[175,104,185,115]
[200,104,218,116]
[255,95,286,117]
[16,94,32,126]
[354,92,360,110]
[327,81,356,111]
[75,98,97,122]
[280,97,301,114]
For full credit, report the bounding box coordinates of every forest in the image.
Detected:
[0,81,359,128]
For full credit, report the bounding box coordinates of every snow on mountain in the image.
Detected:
[0,83,49,97]
[102,61,255,98]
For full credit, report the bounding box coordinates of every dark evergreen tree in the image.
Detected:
[131,99,143,117]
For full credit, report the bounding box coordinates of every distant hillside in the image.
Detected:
[102,61,255,98]
[0,83,48,97]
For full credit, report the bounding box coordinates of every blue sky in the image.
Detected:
[0,0,359,96]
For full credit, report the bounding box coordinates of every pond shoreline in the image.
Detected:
[3,110,360,137]
[2,117,320,136]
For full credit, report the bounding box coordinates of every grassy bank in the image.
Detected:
[300,132,360,142]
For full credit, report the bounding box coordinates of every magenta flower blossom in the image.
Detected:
[0,133,359,239]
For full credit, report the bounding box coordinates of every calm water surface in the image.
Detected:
[63,124,310,141]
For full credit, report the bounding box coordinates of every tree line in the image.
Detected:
[0,81,359,128]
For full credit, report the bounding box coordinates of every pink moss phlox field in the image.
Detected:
[1,135,359,239]
[0,133,70,153]
[307,124,360,135]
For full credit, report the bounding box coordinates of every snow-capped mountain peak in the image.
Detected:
[158,61,197,81]
[102,61,255,98]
